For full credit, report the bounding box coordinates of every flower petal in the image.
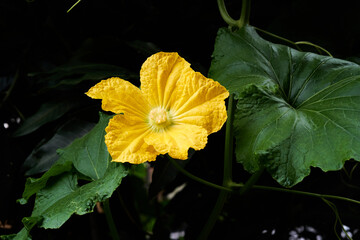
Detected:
[86,77,150,118]
[140,52,192,107]
[170,71,229,134]
[105,115,158,164]
[144,124,208,160]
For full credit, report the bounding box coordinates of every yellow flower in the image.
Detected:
[86,52,229,164]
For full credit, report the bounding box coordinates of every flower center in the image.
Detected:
[148,107,172,130]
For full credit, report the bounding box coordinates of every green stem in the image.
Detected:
[238,0,251,28]
[349,163,359,179]
[217,0,238,27]
[171,159,360,206]
[223,94,235,185]
[254,27,302,51]
[103,199,120,240]
[197,94,235,240]
[237,167,264,195]
[254,27,333,56]
[67,0,81,13]
[198,190,228,240]
[295,41,333,57]
[169,157,231,192]
[249,184,360,205]
[217,0,251,29]
[322,198,352,240]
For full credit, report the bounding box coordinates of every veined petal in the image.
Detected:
[144,124,208,160]
[140,52,192,107]
[86,77,150,118]
[105,115,158,164]
[170,71,229,134]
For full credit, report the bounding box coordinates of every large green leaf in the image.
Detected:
[209,26,360,187]
[24,163,128,230]
[11,163,127,240]
[20,112,112,203]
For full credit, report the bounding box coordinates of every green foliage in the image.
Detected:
[9,113,128,239]
[15,62,137,176]
[30,64,137,92]
[3,1,360,239]
[58,113,112,180]
[209,26,360,187]
[0,228,31,240]
[23,119,95,176]
[29,163,126,229]
[13,100,81,137]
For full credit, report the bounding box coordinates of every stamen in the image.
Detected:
[148,107,173,131]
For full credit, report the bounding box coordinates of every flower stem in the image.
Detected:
[197,93,235,240]
[103,199,120,240]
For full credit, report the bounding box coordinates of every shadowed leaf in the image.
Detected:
[23,119,95,176]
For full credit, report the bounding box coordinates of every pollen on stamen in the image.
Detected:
[148,107,173,131]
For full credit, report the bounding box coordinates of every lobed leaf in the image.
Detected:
[209,26,360,187]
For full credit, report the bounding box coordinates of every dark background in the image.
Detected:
[2,0,360,239]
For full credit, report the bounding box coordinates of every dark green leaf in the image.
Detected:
[209,26,360,187]
[19,156,73,204]
[125,40,161,56]
[61,112,112,180]
[20,112,112,202]
[23,119,95,176]
[30,63,137,91]
[0,228,31,240]
[13,99,83,137]
[22,162,127,231]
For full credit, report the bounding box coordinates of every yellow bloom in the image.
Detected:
[86,52,229,164]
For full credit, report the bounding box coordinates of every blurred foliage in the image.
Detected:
[2,0,360,239]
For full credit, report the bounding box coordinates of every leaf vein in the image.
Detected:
[292,57,332,105]
[86,147,100,180]
[302,109,360,142]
